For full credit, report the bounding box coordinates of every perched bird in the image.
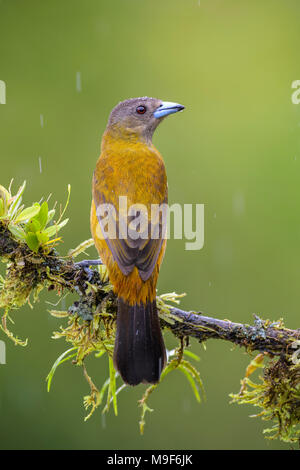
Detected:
[91,97,184,385]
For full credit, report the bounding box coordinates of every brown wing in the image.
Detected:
[93,175,167,282]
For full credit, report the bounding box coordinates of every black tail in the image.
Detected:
[113,297,167,386]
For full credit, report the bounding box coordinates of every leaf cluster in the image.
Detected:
[0,181,69,253]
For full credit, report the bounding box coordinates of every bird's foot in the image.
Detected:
[75,259,102,283]
[75,259,103,269]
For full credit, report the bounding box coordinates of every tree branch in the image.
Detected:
[162,308,300,356]
[0,221,299,357]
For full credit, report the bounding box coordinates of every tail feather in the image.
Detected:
[113,298,166,386]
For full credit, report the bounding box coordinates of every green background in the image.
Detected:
[1,0,300,450]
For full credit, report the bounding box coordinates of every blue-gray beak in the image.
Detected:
[153,101,185,119]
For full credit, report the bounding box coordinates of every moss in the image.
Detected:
[231,355,300,443]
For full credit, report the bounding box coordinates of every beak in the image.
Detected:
[153,101,185,119]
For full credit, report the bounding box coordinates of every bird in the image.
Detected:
[90,97,185,385]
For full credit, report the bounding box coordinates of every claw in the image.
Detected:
[75,259,102,283]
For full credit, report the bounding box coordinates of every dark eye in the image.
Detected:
[136,105,147,115]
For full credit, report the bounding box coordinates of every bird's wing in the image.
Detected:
[93,175,167,281]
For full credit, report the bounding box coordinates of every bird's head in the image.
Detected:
[106,97,185,143]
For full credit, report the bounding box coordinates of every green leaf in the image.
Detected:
[36,230,49,245]
[44,225,58,238]
[46,347,78,392]
[25,232,40,253]
[107,356,118,416]
[0,185,11,215]
[47,209,55,225]
[95,350,106,359]
[44,218,69,238]
[8,223,26,240]
[178,364,201,403]
[7,181,26,219]
[26,218,41,234]
[15,203,40,223]
[45,225,57,238]
[183,350,201,362]
[35,201,48,230]
[57,218,69,230]
[0,198,4,217]
[180,360,205,400]
[103,384,126,415]
[99,377,111,407]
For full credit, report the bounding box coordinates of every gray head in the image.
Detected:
[106,97,185,143]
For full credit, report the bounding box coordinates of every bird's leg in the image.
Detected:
[75,259,103,269]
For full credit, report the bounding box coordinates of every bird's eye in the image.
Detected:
[136,105,147,115]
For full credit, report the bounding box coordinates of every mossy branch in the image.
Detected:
[160,307,300,357]
[1,219,299,354]
[1,182,300,444]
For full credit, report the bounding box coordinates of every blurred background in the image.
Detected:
[0,0,300,450]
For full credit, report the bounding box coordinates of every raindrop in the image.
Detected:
[183,399,191,413]
[76,71,82,93]
[233,191,245,216]
[61,297,66,311]
[40,114,44,128]
[38,157,42,174]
